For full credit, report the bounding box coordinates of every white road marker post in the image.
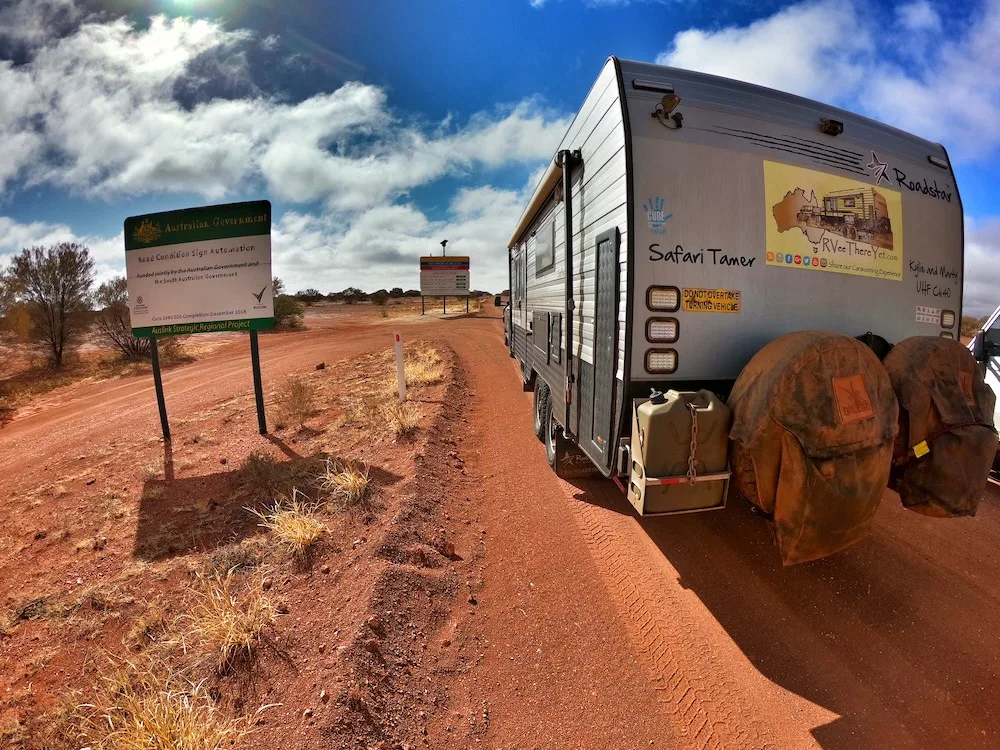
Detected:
[394,332,406,403]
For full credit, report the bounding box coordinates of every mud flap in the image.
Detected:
[553,432,603,479]
[883,337,997,517]
[728,332,898,565]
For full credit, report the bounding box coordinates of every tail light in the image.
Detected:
[646,318,679,343]
[645,349,677,374]
[647,286,679,312]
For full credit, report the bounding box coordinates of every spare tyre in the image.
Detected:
[882,336,997,517]
[728,332,898,565]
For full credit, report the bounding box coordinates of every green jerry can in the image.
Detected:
[627,389,732,515]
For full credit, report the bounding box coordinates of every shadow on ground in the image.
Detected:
[134,442,404,561]
[568,476,1000,749]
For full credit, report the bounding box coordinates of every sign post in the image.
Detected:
[124,200,275,442]
[149,336,170,442]
[394,332,406,403]
[250,331,267,435]
[419,255,470,316]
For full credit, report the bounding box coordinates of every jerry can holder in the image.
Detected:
[625,400,732,516]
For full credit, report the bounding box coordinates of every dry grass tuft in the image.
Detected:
[250,489,325,554]
[273,374,317,428]
[318,457,370,508]
[337,395,378,428]
[125,599,172,652]
[239,451,285,500]
[380,400,421,437]
[405,346,444,386]
[184,571,277,673]
[76,662,259,749]
[141,484,166,502]
[203,536,270,578]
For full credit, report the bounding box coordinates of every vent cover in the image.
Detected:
[711,126,866,175]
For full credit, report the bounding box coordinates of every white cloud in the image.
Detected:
[0,216,125,290]
[898,0,942,32]
[657,0,1000,160]
[0,7,571,210]
[964,218,1000,317]
[270,180,531,294]
[0,0,84,53]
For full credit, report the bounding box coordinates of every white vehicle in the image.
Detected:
[505,58,989,562]
[970,306,1000,431]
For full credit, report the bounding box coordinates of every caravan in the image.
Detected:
[506,57,994,563]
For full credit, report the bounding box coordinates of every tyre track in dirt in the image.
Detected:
[565,492,779,749]
[443,309,1000,749]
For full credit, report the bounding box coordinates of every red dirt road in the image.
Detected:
[3,307,999,748]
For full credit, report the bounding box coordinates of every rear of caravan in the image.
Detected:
[507,57,994,564]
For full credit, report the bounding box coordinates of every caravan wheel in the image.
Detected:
[533,381,549,441]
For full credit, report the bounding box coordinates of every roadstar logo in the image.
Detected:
[132,219,162,245]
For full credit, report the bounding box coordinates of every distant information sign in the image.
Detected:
[124,201,274,338]
[420,256,470,297]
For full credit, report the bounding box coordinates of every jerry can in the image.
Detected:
[627,389,731,515]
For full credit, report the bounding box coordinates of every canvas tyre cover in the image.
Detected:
[728,332,898,565]
[882,336,997,517]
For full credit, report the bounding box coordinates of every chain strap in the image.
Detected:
[686,401,699,485]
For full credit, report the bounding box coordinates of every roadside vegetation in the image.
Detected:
[962,313,990,337]
[0,335,453,746]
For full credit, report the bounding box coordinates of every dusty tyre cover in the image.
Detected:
[728,332,898,565]
[882,337,997,517]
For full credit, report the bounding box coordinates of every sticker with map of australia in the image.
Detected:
[764,160,904,281]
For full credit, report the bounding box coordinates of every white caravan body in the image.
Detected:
[507,57,964,478]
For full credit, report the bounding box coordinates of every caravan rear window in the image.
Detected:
[535,220,554,275]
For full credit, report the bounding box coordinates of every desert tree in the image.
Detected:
[271,276,303,328]
[5,243,94,367]
[93,275,151,359]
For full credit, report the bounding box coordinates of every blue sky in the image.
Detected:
[0,0,997,310]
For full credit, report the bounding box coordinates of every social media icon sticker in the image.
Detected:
[794,255,802,265]
[821,258,828,268]
[766,251,774,262]
[785,254,793,264]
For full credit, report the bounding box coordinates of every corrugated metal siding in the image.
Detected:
[514,58,629,384]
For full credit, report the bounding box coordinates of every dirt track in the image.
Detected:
[3,306,999,748]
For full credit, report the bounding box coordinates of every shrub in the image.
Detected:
[93,276,150,360]
[273,374,316,428]
[273,294,304,328]
[239,451,285,500]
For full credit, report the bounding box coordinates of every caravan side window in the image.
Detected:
[535,220,554,276]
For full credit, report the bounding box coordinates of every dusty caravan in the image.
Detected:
[506,57,996,564]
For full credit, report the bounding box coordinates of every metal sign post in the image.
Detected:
[250,330,267,434]
[150,336,170,443]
